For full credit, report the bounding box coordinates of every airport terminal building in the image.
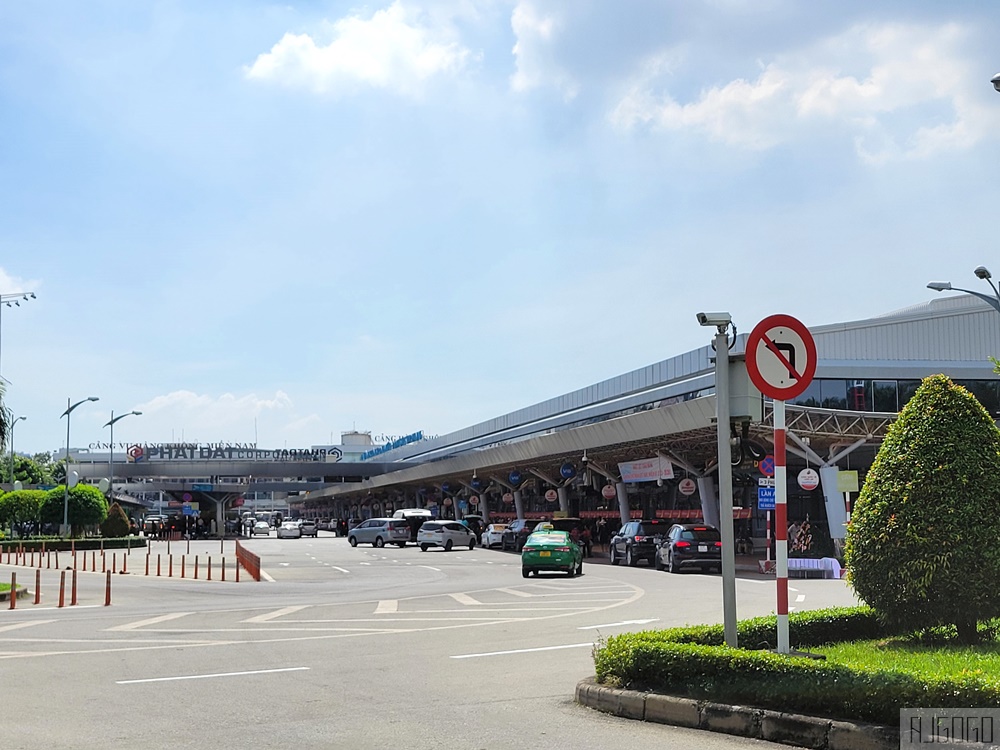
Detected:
[73,295,1000,553]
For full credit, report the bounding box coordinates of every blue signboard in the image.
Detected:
[508,470,522,486]
[559,462,576,480]
[757,487,775,510]
[470,478,482,490]
[192,483,213,492]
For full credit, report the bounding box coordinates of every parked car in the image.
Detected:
[252,521,271,536]
[299,520,318,537]
[481,523,508,549]
[392,508,434,542]
[277,521,302,539]
[609,519,672,567]
[656,523,723,573]
[417,521,476,551]
[501,519,542,552]
[520,529,583,578]
[460,514,486,540]
[348,518,412,548]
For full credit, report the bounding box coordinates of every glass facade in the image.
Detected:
[791,378,1000,416]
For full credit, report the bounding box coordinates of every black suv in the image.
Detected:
[501,519,542,552]
[609,519,672,567]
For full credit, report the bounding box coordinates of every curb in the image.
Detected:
[575,677,900,750]
[0,587,29,602]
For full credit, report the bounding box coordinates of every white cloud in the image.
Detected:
[134,390,294,443]
[509,1,577,99]
[610,22,994,163]
[245,1,471,96]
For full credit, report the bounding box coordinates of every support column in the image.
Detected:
[819,465,848,541]
[513,490,524,520]
[557,486,569,515]
[215,500,225,539]
[616,482,630,528]
[697,476,720,529]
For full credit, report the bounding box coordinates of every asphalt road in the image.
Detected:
[0,534,859,749]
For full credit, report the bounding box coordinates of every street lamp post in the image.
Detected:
[8,412,25,487]
[927,266,1000,312]
[104,410,142,502]
[0,291,37,382]
[992,73,1000,93]
[61,396,99,535]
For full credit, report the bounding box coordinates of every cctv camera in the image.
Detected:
[696,312,732,327]
[993,73,1000,92]
[975,266,992,280]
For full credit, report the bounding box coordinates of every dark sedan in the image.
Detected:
[655,523,722,573]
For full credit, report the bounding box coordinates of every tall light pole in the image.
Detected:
[992,73,1000,93]
[104,410,141,502]
[927,266,1000,313]
[61,396,99,535]
[0,291,37,382]
[8,412,25,487]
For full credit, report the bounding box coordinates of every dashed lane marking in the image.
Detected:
[108,613,194,632]
[243,605,309,624]
[117,667,310,685]
[375,600,398,614]
[449,593,480,606]
[0,620,56,633]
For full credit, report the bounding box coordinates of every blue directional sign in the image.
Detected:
[192,483,213,492]
[559,462,576,480]
[508,470,522,486]
[757,486,775,510]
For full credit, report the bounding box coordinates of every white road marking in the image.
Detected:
[796,594,806,602]
[578,618,659,630]
[497,588,533,598]
[0,620,55,633]
[117,667,310,685]
[243,605,308,624]
[260,570,275,582]
[330,566,350,574]
[420,566,441,572]
[108,613,193,632]
[449,593,480,606]
[375,600,398,614]
[452,643,593,659]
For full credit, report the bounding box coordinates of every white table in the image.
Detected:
[786,557,842,579]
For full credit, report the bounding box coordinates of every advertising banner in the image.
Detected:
[617,456,675,483]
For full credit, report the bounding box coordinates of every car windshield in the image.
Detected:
[638,522,670,536]
[681,527,721,542]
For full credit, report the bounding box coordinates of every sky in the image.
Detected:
[1,0,998,456]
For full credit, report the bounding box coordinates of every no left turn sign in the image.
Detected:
[745,314,817,401]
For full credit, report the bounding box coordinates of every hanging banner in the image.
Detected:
[617,456,675,483]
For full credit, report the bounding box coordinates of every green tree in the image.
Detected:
[5,454,46,485]
[100,501,130,538]
[0,489,44,536]
[845,374,1000,643]
[31,452,56,485]
[40,485,109,537]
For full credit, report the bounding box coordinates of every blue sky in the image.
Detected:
[1,1,998,455]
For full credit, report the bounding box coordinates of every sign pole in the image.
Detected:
[775,398,789,653]
[714,327,738,649]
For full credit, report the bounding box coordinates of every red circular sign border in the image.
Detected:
[745,314,817,401]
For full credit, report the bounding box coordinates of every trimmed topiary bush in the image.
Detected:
[101,501,130,538]
[846,374,1000,643]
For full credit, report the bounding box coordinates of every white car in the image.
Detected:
[252,521,271,536]
[417,521,476,552]
[481,523,508,549]
[277,521,302,539]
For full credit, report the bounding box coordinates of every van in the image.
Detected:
[392,508,434,542]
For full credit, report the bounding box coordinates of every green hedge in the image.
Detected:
[0,537,146,552]
[593,607,1000,725]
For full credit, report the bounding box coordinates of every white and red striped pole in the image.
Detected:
[774,398,790,653]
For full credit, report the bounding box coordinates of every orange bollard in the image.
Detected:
[122,552,127,574]
[71,569,78,606]
[92,551,96,571]
[112,553,117,574]
[194,556,199,580]
[104,570,112,606]
[167,538,171,556]
[156,555,161,577]
[187,538,190,555]
[208,557,212,581]
[55,550,59,569]
[102,553,106,573]
[236,560,240,583]
[222,557,226,582]
[30,549,35,567]
[34,568,40,605]
[9,572,16,609]
[58,571,66,607]
[145,554,149,576]
[181,556,186,578]
[169,556,173,577]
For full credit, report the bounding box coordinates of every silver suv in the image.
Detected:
[417,521,476,552]
[348,518,411,548]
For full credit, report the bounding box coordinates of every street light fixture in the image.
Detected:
[992,73,1000,93]
[927,267,1000,313]
[8,412,26,487]
[104,410,142,501]
[0,291,37,382]
[61,396,99,535]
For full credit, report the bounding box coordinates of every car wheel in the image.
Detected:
[348,536,358,547]
[567,565,575,578]
[374,537,385,548]
[420,544,429,552]
[396,543,406,548]
[667,551,678,574]
[610,546,619,565]
[468,539,476,550]
[522,567,530,578]
[655,554,666,572]
[626,548,637,567]
[577,560,584,576]
[444,539,454,551]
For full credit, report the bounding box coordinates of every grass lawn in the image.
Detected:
[814,631,1000,683]
[0,583,10,593]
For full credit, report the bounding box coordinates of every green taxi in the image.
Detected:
[520,529,583,578]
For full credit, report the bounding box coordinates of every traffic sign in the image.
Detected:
[759,455,775,477]
[745,314,817,401]
[601,485,617,500]
[797,468,820,491]
[757,477,775,487]
[678,478,697,496]
[757,487,775,510]
[192,483,213,492]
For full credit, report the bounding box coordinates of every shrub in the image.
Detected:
[101,502,130,538]
[846,375,1000,643]
[39,485,109,537]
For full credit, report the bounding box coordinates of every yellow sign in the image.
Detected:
[836,471,859,493]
